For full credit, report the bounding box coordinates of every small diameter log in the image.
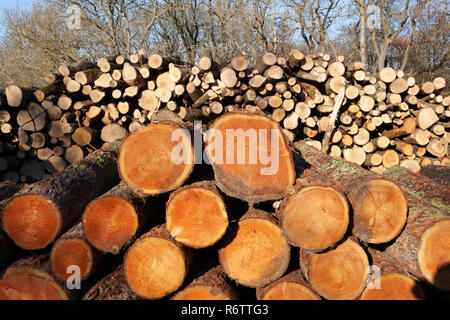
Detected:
[278,184,349,252]
[49,222,102,283]
[300,238,369,300]
[205,112,296,203]
[359,249,426,300]
[293,142,407,244]
[118,121,194,195]
[0,254,68,300]
[171,266,238,300]
[382,118,416,139]
[82,182,149,254]
[166,181,228,249]
[218,209,290,288]
[123,224,191,300]
[82,265,138,300]
[257,269,320,300]
[1,142,120,250]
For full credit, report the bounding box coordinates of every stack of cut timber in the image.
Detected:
[0,50,448,184]
[0,114,448,301]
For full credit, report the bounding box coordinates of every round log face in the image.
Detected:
[206,113,295,203]
[260,282,320,300]
[360,273,425,300]
[418,220,450,290]
[124,237,187,300]
[171,285,231,300]
[0,267,68,300]
[82,196,139,254]
[50,238,94,281]
[350,179,408,244]
[219,218,290,288]
[118,122,194,195]
[166,186,228,248]
[281,186,349,251]
[303,238,369,300]
[1,194,62,250]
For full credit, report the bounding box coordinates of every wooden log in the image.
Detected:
[16,102,47,132]
[359,249,426,300]
[65,145,84,164]
[256,269,320,300]
[382,118,416,139]
[0,254,70,300]
[219,209,290,288]
[205,112,295,203]
[172,266,239,300]
[166,181,228,249]
[82,265,138,300]
[123,224,191,300]
[379,67,396,83]
[1,142,120,250]
[426,138,448,158]
[59,60,96,77]
[118,121,194,195]
[49,222,102,283]
[278,183,349,252]
[300,238,369,300]
[82,182,149,254]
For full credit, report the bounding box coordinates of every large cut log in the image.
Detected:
[218,209,290,288]
[82,265,138,300]
[1,142,120,250]
[166,181,228,249]
[205,112,295,203]
[0,254,73,300]
[293,142,407,244]
[277,183,349,252]
[49,222,102,283]
[118,122,194,195]
[300,238,369,300]
[123,224,191,300]
[359,248,426,300]
[82,182,149,254]
[419,165,450,187]
[171,266,239,300]
[256,269,320,300]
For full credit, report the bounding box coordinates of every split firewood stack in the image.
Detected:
[0,113,448,300]
[0,49,448,185]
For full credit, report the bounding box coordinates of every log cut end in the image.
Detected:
[50,238,95,282]
[171,285,231,300]
[82,196,139,254]
[280,186,349,251]
[350,179,408,244]
[0,267,68,300]
[118,122,194,195]
[301,238,369,300]
[166,183,228,248]
[219,210,290,288]
[1,194,61,250]
[418,220,450,290]
[124,236,187,299]
[360,273,425,300]
[206,112,295,203]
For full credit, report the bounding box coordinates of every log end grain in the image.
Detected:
[280,186,349,251]
[118,122,194,195]
[360,273,425,300]
[300,238,369,300]
[349,179,408,244]
[1,194,62,250]
[166,182,228,249]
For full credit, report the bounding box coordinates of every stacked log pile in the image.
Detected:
[0,50,448,184]
[0,113,448,300]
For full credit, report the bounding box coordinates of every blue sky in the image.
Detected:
[0,0,35,11]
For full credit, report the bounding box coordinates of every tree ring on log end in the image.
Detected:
[260,281,320,300]
[124,237,187,299]
[280,186,349,251]
[418,219,450,290]
[349,178,408,244]
[360,273,425,300]
[171,285,231,300]
[1,194,61,250]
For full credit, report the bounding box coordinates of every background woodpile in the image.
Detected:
[0,49,448,184]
